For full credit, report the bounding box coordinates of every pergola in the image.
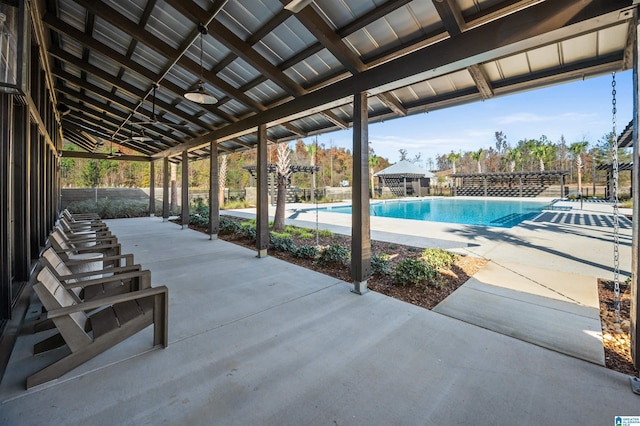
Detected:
[374,160,435,197]
[1,0,639,374]
[451,170,569,197]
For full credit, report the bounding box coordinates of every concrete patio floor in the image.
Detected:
[1,206,638,425]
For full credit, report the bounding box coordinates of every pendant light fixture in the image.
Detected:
[184,23,217,105]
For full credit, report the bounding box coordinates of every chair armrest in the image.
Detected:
[57,264,142,281]
[61,269,151,290]
[65,230,113,238]
[64,253,134,266]
[64,222,109,230]
[55,243,121,254]
[65,236,118,245]
[46,286,168,319]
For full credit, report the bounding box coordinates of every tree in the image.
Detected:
[170,162,178,212]
[470,148,484,173]
[446,151,461,174]
[557,135,568,170]
[494,131,507,155]
[81,160,102,187]
[568,141,589,193]
[273,143,291,232]
[218,154,228,207]
[503,148,521,173]
[306,142,317,203]
[369,145,381,198]
[530,139,555,172]
[398,149,408,161]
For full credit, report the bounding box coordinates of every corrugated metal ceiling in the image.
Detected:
[42,0,636,160]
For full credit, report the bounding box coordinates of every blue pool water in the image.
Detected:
[323,198,551,228]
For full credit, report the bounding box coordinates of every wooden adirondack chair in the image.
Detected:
[62,209,102,222]
[40,247,148,301]
[49,228,122,260]
[59,217,111,236]
[27,249,148,334]
[27,266,168,389]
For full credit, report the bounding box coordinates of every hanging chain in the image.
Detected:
[611,72,621,323]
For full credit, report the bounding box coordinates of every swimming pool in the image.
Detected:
[322,198,552,228]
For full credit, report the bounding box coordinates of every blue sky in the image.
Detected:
[299,70,634,168]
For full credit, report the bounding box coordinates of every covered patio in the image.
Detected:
[1,217,638,424]
[1,0,640,417]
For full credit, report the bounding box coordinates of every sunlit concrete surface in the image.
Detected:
[1,200,637,424]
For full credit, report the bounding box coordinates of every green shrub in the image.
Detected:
[421,248,458,270]
[222,200,249,209]
[219,216,241,234]
[270,232,296,252]
[318,229,333,238]
[294,245,318,259]
[240,222,256,241]
[66,198,151,219]
[317,244,350,266]
[393,258,439,289]
[189,213,209,228]
[191,197,209,216]
[371,253,391,276]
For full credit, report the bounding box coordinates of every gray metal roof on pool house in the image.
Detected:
[374,160,436,178]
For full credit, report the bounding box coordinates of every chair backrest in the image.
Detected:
[55,225,97,248]
[41,248,82,296]
[59,217,90,233]
[50,229,73,254]
[62,209,76,222]
[34,267,91,352]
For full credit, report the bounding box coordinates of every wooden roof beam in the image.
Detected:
[43,14,236,124]
[72,0,265,112]
[320,111,348,129]
[433,0,466,36]
[377,92,407,116]
[282,0,366,75]
[467,64,494,99]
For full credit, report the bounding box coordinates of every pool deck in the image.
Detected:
[1,197,638,424]
[227,196,633,365]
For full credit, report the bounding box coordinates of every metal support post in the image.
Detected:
[181,150,189,229]
[256,124,269,257]
[351,92,371,294]
[162,157,169,221]
[209,139,219,240]
[149,161,155,217]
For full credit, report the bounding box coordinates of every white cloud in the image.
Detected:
[496,111,596,125]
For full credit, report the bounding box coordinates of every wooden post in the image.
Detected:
[630,22,639,372]
[351,92,371,294]
[181,150,189,229]
[0,93,12,319]
[14,102,30,281]
[209,140,219,240]
[256,125,269,257]
[149,160,155,217]
[162,157,169,221]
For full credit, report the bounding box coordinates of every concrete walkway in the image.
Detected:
[256,197,631,366]
[1,200,638,424]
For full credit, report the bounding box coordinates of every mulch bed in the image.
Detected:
[598,279,637,376]
[186,216,637,377]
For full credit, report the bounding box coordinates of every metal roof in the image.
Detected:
[42,0,637,162]
[374,160,435,177]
